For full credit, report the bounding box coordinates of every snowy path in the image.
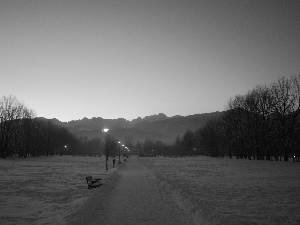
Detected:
[67,156,192,225]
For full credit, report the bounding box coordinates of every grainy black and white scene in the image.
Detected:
[1,0,300,224]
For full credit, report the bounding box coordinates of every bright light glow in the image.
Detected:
[118,141,121,143]
[64,145,67,148]
[122,144,124,147]
[102,128,109,133]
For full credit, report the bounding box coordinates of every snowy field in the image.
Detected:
[1,155,299,225]
[0,156,116,225]
[139,156,300,225]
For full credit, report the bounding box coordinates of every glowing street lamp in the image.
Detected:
[102,128,109,133]
[102,128,109,171]
[64,145,67,153]
[118,141,121,164]
[60,145,67,156]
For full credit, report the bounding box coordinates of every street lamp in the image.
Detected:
[60,145,67,156]
[118,141,121,164]
[102,128,109,133]
[102,128,109,171]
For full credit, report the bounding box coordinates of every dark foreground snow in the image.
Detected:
[1,155,299,225]
[0,156,116,225]
[140,156,300,225]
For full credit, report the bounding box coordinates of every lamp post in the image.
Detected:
[102,128,109,171]
[60,145,67,156]
[118,141,121,164]
[122,144,124,157]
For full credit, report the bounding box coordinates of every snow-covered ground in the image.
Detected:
[139,156,300,225]
[1,155,299,225]
[0,156,116,225]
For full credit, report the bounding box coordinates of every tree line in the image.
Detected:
[0,95,106,158]
[3,74,299,161]
[0,95,134,159]
[138,75,300,162]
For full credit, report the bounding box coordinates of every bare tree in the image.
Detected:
[270,76,300,161]
[0,95,34,158]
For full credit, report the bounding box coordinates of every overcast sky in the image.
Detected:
[1,0,299,122]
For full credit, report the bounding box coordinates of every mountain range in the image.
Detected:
[39,111,223,144]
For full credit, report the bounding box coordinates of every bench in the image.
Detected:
[86,176,102,189]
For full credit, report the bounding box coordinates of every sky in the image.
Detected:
[1,0,300,122]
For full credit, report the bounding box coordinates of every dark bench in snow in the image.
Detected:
[86,176,102,189]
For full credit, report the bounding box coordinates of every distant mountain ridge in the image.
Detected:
[37,111,223,144]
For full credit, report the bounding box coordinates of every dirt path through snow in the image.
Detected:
[67,156,192,225]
